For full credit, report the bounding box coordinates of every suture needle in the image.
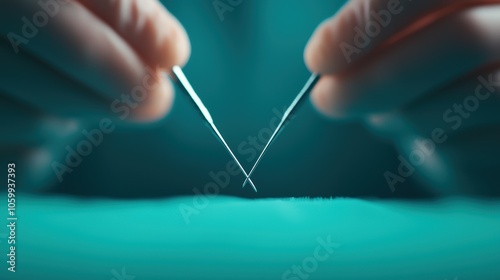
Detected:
[171,66,258,192]
[243,73,320,188]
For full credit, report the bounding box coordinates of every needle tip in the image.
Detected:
[249,181,258,192]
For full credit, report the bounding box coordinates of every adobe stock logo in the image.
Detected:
[282,235,340,280]
[110,267,136,280]
[340,0,412,64]
[212,0,243,21]
[51,119,115,182]
[51,66,160,183]
[7,0,70,54]
[385,73,499,191]
[179,107,292,224]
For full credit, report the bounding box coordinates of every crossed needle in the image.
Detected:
[242,73,320,188]
[172,65,320,192]
[171,66,257,192]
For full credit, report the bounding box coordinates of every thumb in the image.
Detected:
[78,0,191,70]
[304,0,496,74]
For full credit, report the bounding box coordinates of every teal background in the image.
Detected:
[52,0,428,199]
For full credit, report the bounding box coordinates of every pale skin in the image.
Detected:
[304,0,500,195]
[0,0,190,190]
[0,0,190,123]
[305,0,500,118]
[1,0,499,193]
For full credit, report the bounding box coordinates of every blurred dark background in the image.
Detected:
[52,0,430,199]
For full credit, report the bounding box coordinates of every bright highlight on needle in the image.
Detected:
[242,73,320,188]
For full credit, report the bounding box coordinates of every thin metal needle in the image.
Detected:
[243,73,320,188]
[171,66,257,192]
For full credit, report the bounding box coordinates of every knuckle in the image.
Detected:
[461,5,500,59]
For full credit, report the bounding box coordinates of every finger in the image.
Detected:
[393,126,500,196]
[436,127,500,196]
[0,0,172,122]
[305,0,500,74]
[0,92,81,147]
[0,92,47,145]
[76,0,190,69]
[310,5,500,118]
[0,39,111,119]
[366,66,500,139]
[0,103,83,192]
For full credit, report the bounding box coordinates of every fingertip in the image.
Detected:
[310,76,341,118]
[158,12,191,69]
[131,76,174,122]
[149,77,175,121]
[304,21,328,73]
[171,15,191,67]
[305,19,342,74]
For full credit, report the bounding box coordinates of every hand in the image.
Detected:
[304,0,500,195]
[0,0,190,190]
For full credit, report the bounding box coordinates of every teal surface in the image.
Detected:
[1,195,499,279]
